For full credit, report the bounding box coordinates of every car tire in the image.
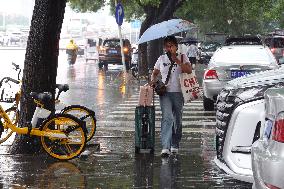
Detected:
[98,61,104,69]
[203,96,214,111]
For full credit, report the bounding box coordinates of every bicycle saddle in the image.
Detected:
[56,84,69,92]
[30,92,52,104]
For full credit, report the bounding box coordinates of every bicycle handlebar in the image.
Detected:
[55,84,69,100]
[0,77,20,88]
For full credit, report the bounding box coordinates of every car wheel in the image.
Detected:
[98,61,103,69]
[203,96,214,111]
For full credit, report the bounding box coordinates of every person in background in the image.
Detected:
[66,39,78,65]
[150,36,192,157]
[186,42,198,69]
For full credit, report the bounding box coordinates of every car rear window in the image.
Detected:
[103,40,120,47]
[212,47,275,64]
[265,37,284,48]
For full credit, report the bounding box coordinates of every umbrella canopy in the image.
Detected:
[137,19,196,44]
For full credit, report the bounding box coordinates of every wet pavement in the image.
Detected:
[0,50,252,188]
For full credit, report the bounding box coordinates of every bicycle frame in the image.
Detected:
[0,104,68,139]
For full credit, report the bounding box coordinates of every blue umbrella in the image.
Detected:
[137,19,196,44]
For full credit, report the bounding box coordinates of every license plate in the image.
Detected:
[231,70,251,78]
[263,119,273,139]
[108,50,117,54]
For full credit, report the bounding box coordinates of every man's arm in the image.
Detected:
[172,55,192,74]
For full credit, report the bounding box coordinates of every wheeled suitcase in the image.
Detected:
[135,105,155,154]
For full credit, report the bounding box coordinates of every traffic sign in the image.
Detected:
[115,3,124,26]
[130,20,141,29]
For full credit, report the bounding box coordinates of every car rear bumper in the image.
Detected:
[214,157,253,183]
[99,55,130,64]
[215,99,265,183]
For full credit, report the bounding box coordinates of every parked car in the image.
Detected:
[214,65,284,183]
[86,46,98,62]
[203,36,279,111]
[98,38,132,70]
[1,34,10,46]
[199,41,221,64]
[8,32,22,44]
[264,35,284,62]
[251,87,284,189]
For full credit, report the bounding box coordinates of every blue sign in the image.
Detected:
[115,3,124,26]
[130,20,141,29]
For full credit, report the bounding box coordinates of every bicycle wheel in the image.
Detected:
[0,107,18,144]
[60,105,96,142]
[40,114,87,160]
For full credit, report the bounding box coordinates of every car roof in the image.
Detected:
[211,45,276,64]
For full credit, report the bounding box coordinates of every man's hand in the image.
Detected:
[171,53,181,65]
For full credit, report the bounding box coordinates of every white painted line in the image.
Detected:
[97,120,216,126]
[111,110,215,114]
[96,127,215,133]
[106,114,216,119]
[115,106,206,110]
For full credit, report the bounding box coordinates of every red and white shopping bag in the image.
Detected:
[138,84,154,106]
[180,71,203,103]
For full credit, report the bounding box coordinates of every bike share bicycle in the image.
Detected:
[1,63,97,142]
[0,63,97,160]
[0,77,87,160]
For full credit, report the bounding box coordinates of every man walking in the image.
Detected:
[186,43,198,69]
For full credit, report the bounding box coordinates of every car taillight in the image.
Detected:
[265,183,281,189]
[272,113,284,142]
[270,48,276,54]
[123,47,128,52]
[204,70,218,79]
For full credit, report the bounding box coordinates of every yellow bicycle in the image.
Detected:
[1,63,96,142]
[0,80,87,160]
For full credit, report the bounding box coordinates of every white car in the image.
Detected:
[214,65,284,183]
[252,87,284,189]
[203,36,279,111]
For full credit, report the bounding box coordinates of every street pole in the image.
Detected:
[115,0,126,73]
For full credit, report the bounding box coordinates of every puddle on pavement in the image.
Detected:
[0,131,252,188]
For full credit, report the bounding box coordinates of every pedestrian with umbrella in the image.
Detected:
[150,36,192,157]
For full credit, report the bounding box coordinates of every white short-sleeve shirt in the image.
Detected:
[154,53,190,92]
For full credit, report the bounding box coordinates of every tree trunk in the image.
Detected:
[9,0,67,154]
[138,0,184,76]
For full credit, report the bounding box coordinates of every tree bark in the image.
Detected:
[9,0,67,154]
[138,0,185,76]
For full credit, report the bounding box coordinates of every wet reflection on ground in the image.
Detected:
[0,131,252,188]
[0,51,252,188]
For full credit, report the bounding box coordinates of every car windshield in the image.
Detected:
[103,40,120,47]
[201,42,221,51]
[212,47,275,64]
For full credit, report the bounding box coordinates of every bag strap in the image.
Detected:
[165,52,175,85]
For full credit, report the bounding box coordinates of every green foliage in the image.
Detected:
[69,0,284,35]
[176,0,284,35]
[68,0,106,12]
